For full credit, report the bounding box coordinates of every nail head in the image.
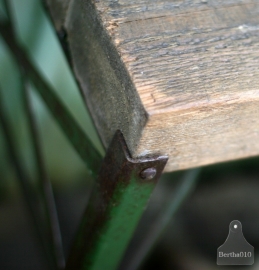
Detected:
[140,167,157,180]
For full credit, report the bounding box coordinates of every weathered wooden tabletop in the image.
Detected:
[46,0,259,172]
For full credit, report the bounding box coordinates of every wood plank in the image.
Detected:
[46,0,259,171]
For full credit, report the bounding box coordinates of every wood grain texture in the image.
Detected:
[46,0,259,171]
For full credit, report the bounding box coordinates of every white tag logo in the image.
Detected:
[217,220,254,265]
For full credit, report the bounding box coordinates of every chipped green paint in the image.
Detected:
[87,175,155,270]
[66,131,168,270]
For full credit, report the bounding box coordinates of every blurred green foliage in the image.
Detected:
[0,0,104,190]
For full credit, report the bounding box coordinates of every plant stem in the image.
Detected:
[0,87,56,270]
[0,21,103,178]
[22,78,65,269]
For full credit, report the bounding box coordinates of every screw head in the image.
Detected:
[140,167,157,180]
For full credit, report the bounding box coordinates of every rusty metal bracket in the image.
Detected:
[66,130,168,270]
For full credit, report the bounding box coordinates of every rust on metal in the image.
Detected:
[66,130,168,270]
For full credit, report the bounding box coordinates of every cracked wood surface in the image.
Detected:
[46,0,259,172]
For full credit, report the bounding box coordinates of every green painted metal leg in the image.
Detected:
[66,131,168,270]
